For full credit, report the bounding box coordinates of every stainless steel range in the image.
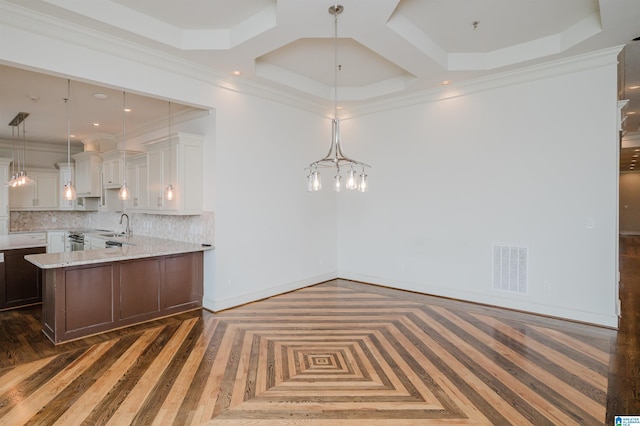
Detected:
[67,233,85,251]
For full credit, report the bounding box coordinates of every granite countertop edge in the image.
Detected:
[24,234,214,269]
[0,234,48,251]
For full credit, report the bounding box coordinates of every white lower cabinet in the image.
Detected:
[47,231,67,253]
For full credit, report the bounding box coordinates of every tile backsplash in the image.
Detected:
[10,210,214,244]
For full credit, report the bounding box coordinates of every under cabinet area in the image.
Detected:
[0,246,46,310]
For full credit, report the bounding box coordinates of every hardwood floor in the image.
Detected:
[0,279,615,425]
[606,235,640,423]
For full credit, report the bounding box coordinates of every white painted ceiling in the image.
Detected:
[0,0,639,154]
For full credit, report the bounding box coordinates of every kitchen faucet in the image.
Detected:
[120,213,131,236]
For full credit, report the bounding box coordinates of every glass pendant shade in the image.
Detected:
[63,181,76,200]
[119,182,130,200]
[358,171,368,192]
[346,167,356,190]
[334,173,342,192]
[165,184,174,201]
[312,170,321,191]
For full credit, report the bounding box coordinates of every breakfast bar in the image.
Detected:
[25,235,212,344]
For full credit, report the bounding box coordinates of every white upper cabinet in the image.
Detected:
[142,133,203,215]
[72,151,102,197]
[10,169,59,210]
[101,150,142,189]
[125,153,148,211]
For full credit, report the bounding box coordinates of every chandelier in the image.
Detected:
[6,112,34,187]
[306,5,370,192]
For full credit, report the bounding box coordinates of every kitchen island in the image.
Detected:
[25,235,213,344]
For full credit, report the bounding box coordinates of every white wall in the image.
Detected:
[338,56,620,327]
[209,91,337,309]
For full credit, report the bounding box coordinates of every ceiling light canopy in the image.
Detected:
[306,5,370,193]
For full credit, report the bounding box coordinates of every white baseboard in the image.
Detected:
[204,272,337,312]
[338,271,618,328]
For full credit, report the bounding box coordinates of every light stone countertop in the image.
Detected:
[24,234,213,269]
[0,233,47,251]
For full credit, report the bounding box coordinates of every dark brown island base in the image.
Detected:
[25,235,212,344]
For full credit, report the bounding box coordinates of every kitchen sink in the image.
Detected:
[100,233,126,238]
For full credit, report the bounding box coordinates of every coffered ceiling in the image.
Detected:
[0,0,639,149]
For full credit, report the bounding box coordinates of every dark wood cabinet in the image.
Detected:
[42,251,203,344]
[0,247,46,310]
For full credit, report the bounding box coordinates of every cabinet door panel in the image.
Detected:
[163,253,202,309]
[1,247,45,309]
[10,185,35,208]
[119,259,160,320]
[64,265,114,331]
[35,174,58,209]
[147,150,164,209]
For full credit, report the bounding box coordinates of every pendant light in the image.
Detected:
[6,125,17,187]
[17,118,35,186]
[119,91,130,200]
[6,112,34,187]
[165,101,174,201]
[306,5,370,192]
[63,79,76,201]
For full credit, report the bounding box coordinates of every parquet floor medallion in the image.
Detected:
[0,279,613,425]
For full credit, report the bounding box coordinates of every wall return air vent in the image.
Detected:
[492,245,528,295]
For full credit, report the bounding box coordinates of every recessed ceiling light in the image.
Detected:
[124,108,131,112]
[93,93,108,100]
[70,134,75,138]
[440,80,452,85]
[629,85,640,90]
[92,122,100,127]
[232,71,242,76]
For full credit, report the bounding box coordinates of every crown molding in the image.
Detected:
[344,46,624,120]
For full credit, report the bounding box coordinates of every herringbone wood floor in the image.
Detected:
[0,279,613,425]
